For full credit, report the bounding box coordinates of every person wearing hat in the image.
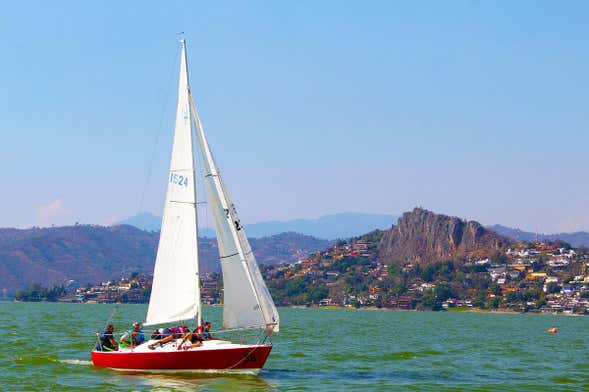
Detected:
[120,322,145,348]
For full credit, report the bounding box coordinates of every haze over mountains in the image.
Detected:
[117,212,589,247]
[486,225,589,249]
[115,212,398,240]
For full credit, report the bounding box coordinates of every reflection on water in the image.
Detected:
[115,371,276,391]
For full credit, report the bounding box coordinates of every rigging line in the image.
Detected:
[138,44,181,214]
[190,97,212,242]
[105,304,119,329]
[227,345,263,370]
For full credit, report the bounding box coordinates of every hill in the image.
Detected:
[378,208,512,264]
[116,212,397,240]
[113,213,162,233]
[487,224,589,248]
[264,207,588,313]
[0,225,330,294]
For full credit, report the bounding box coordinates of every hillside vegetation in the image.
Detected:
[0,225,330,294]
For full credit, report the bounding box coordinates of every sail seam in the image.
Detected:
[220,252,240,259]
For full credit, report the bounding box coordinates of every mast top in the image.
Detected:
[177,32,186,44]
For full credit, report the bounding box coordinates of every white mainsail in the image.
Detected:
[145,40,201,326]
[190,97,280,333]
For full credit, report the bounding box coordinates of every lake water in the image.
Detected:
[0,302,587,391]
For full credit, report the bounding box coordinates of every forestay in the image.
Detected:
[145,40,201,326]
[190,97,280,333]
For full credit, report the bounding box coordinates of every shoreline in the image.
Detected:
[298,304,587,316]
[6,300,586,317]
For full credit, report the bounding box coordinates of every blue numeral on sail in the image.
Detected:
[170,173,188,187]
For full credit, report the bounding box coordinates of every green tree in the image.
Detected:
[545,282,561,294]
[535,297,547,308]
[505,291,518,303]
[308,285,328,304]
[486,296,500,309]
[434,282,452,301]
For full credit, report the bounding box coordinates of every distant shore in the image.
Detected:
[7,300,586,316]
[298,304,586,316]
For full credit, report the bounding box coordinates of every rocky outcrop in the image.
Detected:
[378,208,511,264]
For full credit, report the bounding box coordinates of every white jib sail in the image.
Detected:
[190,97,280,333]
[145,40,201,326]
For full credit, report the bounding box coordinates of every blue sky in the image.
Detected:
[1,1,587,232]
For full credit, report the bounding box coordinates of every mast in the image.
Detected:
[183,38,203,325]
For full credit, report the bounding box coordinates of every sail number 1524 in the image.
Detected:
[170,173,188,187]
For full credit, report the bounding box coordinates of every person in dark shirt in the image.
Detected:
[96,324,118,351]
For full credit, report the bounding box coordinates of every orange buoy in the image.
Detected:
[548,327,558,334]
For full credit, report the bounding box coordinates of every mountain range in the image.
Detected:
[115,212,398,240]
[3,209,588,296]
[0,225,330,295]
[486,225,589,248]
[118,212,589,247]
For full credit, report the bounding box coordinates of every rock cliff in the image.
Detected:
[378,208,511,264]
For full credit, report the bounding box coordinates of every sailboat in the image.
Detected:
[91,38,279,373]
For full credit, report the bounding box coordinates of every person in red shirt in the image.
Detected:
[178,325,204,350]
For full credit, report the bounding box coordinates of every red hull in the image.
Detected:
[91,345,272,371]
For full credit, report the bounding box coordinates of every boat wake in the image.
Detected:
[57,359,93,366]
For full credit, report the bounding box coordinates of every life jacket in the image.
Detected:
[96,331,115,351]
[191,325,204,339]
[119,332,131,347]
[120,329,143,346]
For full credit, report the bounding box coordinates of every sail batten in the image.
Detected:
[145,40,201,327]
